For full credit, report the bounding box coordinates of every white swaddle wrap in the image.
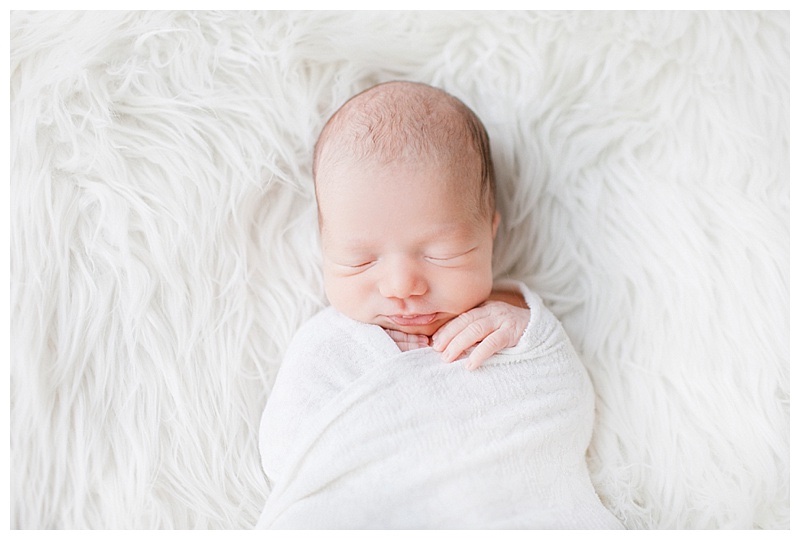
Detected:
[256,282,623,529]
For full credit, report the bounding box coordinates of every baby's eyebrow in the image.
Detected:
[421,223,477,242]
[337,227,473,251]
[321,234,377,254]
[334,239,374,252]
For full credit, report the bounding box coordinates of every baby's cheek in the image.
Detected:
[324,274,373,322]
[447,269,493,310]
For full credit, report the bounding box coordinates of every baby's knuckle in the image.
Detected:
[474,318,495,336]
[451,312,472,328]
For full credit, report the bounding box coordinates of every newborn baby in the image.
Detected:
[256,81,623,529]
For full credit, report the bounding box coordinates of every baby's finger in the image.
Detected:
[439,315,496,363]
[385,329,430,352]
[465,326,514,370]
[432,306,491,353]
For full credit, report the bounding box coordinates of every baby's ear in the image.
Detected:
[492,212,501,239]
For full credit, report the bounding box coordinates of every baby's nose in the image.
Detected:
[378,258,427,299]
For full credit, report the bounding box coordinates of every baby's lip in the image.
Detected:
[386,313,438,327]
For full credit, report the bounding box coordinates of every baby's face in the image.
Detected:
[318,159,498,337]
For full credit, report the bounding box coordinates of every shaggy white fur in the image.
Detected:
[10,11,788,529]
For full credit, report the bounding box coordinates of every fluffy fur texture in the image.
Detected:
[10,11,788,529]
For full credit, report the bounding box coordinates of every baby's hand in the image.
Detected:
[432,296,530,371]
[385,329,431,352]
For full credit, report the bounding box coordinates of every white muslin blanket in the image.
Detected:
[256,282,623,529]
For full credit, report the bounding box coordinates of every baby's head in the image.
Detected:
[313,81,499,336]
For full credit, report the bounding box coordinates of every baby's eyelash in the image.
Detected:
[425,255,456,261]
[426,247,477,261]
[344,260,374,269]
[424,254,468,266]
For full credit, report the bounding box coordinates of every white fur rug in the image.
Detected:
[10,11,789,529]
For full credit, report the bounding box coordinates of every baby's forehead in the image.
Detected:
[315,156,483,227]
[317,148,478,191]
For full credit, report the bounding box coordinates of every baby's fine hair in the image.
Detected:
[313,81,496,217]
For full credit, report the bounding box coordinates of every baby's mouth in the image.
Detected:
[386,313,438,327]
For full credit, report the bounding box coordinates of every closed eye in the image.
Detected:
[425,247,477,264]
[340,260,375,269]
